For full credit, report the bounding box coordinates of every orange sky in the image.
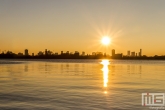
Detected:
[1,0,165,56]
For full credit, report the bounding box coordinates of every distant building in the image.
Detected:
[112,49,115,57]
[18,52,23,56]
[112,49,122,58]
[92,52,96,56]
[61,51,63,55]
[96,52,103,56]
[82,51,85,56]
[38,51,44,56]
[138,49,142,57]
[131,52,135,57]
[24,49,29,56]
[104,53,106,56]
[66,51,69,55]
[47,50,52,55]
[127,51,130,56]
[138,52,140,57]
[114,53,123,58]
[74,51,79,56]
[32,53,34,56]
[45,49,48,56]
[140,49,142,57]
[55,52,58,55]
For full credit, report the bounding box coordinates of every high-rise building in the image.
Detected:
[82,52,85,56]
[140,49,142,57]
[131,52,135,57]
[61,51,63,55]
[92,52,96,56]
[74,51,79,56]
[18,52,23,56]
[96,52,103,55]
[47,50,52,55]
[127,50,130,56]
[38,51,44,56]
[24,49,29,56]
[66,51,69,55]
[138,52,140,57]
[112,49,115,57]
[45,49,48,56]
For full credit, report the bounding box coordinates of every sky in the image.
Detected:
[0,0,165,56]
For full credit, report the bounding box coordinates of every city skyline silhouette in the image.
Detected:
[1,48,165,59]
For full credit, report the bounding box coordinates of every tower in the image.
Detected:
[45,49,48,56]
[112,49,115,57]
[24,49,29,56]
[127,50,130,56]
[131,52,135,57]
[61,51,63,55]
[140,49,142,57]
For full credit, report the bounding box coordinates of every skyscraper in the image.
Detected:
[82,52,85,56]
[92,52,96,56]
[45,49,48,56]
[38,51,44,56]
[131,52,135,57]
[112,49,115,57]
[127,50,130,56]
[61,51,63,55]
[74,51,79,56]
[24,49,28,56]
[66,51,69,55]
[140,49,142,57]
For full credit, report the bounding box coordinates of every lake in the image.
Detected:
[0,59,165,110]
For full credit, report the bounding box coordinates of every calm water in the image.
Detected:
[0,59,165,110]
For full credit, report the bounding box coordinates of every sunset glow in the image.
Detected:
[101,36,111,45]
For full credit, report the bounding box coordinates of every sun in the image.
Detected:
[101,36,111,45]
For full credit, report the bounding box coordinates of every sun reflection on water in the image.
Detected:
[101,60,110,94]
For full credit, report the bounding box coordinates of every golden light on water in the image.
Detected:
[101,60,110,94]
[104,91,107,94]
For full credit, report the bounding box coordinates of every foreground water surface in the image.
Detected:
[0,59,165,110]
